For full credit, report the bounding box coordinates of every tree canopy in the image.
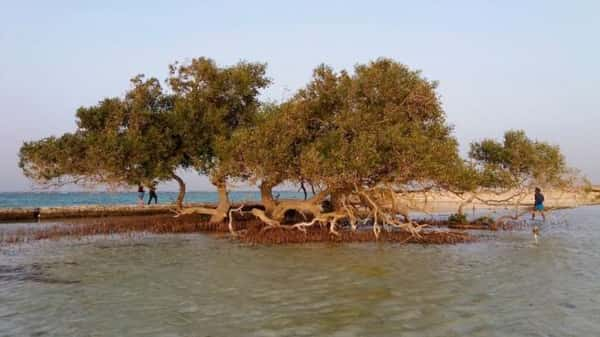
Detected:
[441,130,571,215]
[167,57,270,221]
[469,130,568,189]
[20,75,187,204]
[18,57,576,238]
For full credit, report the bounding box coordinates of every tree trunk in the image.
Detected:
[260,181,277,215]
[457,194,475,216]
[329,191,346,212]
[172,173,186,209]
[209,177,230,224]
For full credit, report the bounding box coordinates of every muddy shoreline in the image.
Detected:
[0,213,491,246]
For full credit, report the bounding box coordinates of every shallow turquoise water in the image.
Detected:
[0,191,305,208]
[1,206,599,336]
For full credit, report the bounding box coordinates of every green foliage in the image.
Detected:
[236,58,461,195]
[20,75,182,188]
[168,57,270,178]
[19,133,91,185]
[448,213,468,225]
[230,102,301,186]
[468,130,568,190]
[19,57,271,207]
[474,216,495,224]
[583,180,593,194]
[307,59,459,190]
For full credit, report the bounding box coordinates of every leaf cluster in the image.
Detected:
[235,58,462,193]
[468,130,568,189]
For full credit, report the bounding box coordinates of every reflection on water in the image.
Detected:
[1,206,600,337]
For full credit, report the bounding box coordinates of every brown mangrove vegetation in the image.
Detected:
[0,214,473,246]
[18,57,588,244]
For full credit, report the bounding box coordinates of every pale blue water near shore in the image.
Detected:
[0,191,306,208]
[0,206,599,336]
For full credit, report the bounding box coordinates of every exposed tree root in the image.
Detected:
[494,209,535,226]
[172,206,217,217]
[0,213,476,246]
[292,218,320,233]
[250,208,280,227]
[231,184,444,242]
[341,197,359,231]
[289,212,346,236]
[389,221,428,239]
[227,205,245,236]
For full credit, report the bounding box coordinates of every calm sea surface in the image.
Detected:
[1,206,599,336]
[0,191,306,208]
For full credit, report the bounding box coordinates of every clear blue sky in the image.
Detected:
[1,0,598,191]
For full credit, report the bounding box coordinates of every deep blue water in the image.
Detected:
[0,191,305,208]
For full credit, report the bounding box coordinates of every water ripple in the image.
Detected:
[1,207,600,336]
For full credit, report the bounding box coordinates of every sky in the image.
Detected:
[1,0,598,192]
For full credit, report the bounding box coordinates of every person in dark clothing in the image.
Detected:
[531,187,546,221]
[148,185,158,205]
[137,185,145,207]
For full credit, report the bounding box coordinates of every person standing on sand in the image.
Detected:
[148,184,158,205]
[137,185,145,207]
[532,187,546,221]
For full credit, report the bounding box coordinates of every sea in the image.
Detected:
[0,206,599,336]
[0,191,306,208]
[1,190,600,336]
